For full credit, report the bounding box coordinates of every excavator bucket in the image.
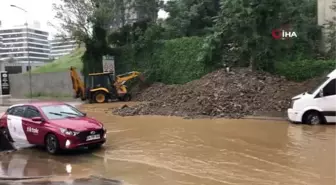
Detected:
[137,73,149,88]
[138,73,145,82]
[0,131,15,151]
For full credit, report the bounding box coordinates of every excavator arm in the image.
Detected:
[115,71,143,83]
[70,67,86,100]
[114,71,144,94]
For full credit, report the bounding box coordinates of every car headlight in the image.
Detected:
[290,99,297,108]
[101,124,106,131]
[60,128,79,136]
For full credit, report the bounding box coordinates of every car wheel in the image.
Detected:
[45,134,60,154]
[0,127,13,142]
[303,111,324,125]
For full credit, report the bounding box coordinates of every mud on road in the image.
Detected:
[0,103,335,185]
[82,103,335,185]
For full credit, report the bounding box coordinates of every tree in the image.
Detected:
[323,1,336,58]
[199,0,321,72]
[53,0,163,77]
[52,0,120,76]
[132,0,164,22]
[163,0,220,38]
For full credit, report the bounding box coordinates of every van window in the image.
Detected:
[323,79,336,97]
[308,77,329,94]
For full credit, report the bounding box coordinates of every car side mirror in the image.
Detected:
[32,117,44,122]
[319,89,324,97]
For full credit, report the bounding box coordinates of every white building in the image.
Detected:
[50,38,77,60]
[0,26,50,74]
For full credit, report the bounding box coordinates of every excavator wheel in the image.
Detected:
[93,91,108,103]
[122,94,132,102]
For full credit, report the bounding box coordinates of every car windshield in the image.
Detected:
[40,104,84,120]
[307,77,329,94]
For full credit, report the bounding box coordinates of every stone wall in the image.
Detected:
[9,70,83,98]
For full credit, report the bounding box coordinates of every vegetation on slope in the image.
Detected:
[30,47,84,74]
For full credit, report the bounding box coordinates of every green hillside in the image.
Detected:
[31,47,84,74]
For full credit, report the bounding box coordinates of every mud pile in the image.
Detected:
[115,68,323,118]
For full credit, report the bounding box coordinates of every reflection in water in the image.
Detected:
[0,150,94,178]
[0,177,122,185]
[66,164,72,174]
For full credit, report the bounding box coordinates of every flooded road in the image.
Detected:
[1,103,335,185]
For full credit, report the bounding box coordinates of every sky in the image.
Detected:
[0,0,168,39]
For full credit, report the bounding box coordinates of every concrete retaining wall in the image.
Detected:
[9,70,83,98]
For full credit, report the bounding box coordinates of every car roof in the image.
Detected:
[9,101,66,109]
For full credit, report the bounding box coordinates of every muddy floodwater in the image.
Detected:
[1,103,335,185]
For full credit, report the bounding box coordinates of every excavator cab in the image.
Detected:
[86,72,119,103]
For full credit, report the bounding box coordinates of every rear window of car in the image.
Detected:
[7,106,26,117]
[40,104,84,120]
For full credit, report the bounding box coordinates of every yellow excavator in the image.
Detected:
[70,67,145,103]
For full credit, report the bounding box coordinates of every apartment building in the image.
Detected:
[50,38,77,60]
[0,36,3,56]
[0,26,50,73]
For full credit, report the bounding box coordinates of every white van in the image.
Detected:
[288,69,336,125]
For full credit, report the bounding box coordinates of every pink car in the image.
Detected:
[0,102,106,154]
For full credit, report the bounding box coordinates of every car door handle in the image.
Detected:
[7,118,11,120]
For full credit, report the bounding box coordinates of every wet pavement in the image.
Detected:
[0,103,335,185]
[0,177,122,185]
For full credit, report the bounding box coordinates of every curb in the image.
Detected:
[89,176,123,185]
[243,116,287,121]
[0,175,53,181]
[0,95,11,98]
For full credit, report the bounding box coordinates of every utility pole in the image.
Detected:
[10,5,32,101]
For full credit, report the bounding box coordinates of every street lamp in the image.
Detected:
[10,4,32,101]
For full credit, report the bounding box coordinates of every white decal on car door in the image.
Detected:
[7,115,29,144]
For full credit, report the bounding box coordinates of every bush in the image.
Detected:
[115,37,208,84]
[275,59,336,81]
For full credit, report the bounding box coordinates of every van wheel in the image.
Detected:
[303,111,324,125]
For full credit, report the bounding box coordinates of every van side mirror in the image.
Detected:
[319,89,324,97]
[32,117,44,122]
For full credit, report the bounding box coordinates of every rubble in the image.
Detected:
[114,68,325,118]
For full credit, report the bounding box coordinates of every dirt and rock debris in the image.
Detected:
[113,68,325,118]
